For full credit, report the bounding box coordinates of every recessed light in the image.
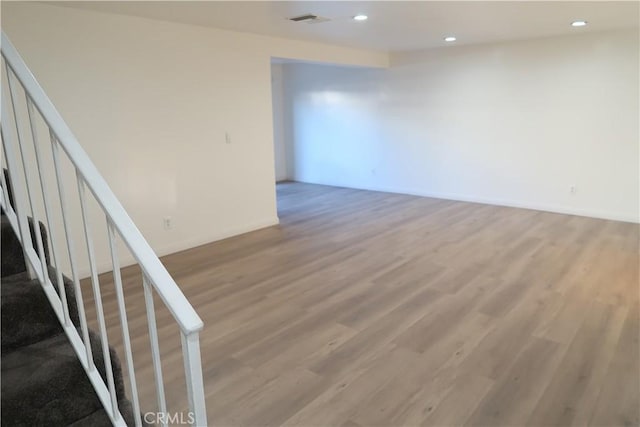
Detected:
[571,20,588,27]
[444,36,457,42]
[353,14,368,21]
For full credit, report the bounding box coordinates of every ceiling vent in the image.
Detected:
[288,13,331,24]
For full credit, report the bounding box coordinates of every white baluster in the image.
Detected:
[1,93,36,278]
[26,97,71,325]
[143,275,168,426]
[5,63,49,282]
[51,133,95,368]
[77,175,119,417]
[1,133,14,214]
[107,221,142,427]
[181,331,207,427]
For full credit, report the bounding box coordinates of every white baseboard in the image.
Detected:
[77,183,638,279]
[81,216,280,278]
[296,179,639,224]
[153,216,280,259]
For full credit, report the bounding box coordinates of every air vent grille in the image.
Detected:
[289,14,318,22]
[288,14,331,24]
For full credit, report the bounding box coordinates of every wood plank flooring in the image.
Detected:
[83,182,639,426]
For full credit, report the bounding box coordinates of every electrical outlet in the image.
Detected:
[570,186,577,195]
[225,132,231,144]
[163,216,173,230]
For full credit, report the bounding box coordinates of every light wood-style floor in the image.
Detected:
[85,182,639,427]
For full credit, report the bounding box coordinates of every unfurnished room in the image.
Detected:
[0,1,638,426]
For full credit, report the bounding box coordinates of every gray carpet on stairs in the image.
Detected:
[1,330,136,426]
[1,206,144,426]
[1,267,79,353]
[1,214,51,278]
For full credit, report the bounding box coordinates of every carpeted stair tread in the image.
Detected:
[1,214,50,278]
[1,267,80,353]
[1,329,137,426]
[3,168,14,209]
[1,214,27,277]
[68,399,136,427]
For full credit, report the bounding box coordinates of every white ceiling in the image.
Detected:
[52,1,640,52]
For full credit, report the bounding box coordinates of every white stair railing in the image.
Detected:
[0,32,207,426]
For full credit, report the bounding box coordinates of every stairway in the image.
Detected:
[1,30,206,425]
[1,200,139,426]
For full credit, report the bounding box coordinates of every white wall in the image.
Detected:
[1,2,387,276]
[284,30,639,223]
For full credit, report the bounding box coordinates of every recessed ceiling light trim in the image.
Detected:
[444,36,457,42]
[571,20,588,27]
[353,14,368,21]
